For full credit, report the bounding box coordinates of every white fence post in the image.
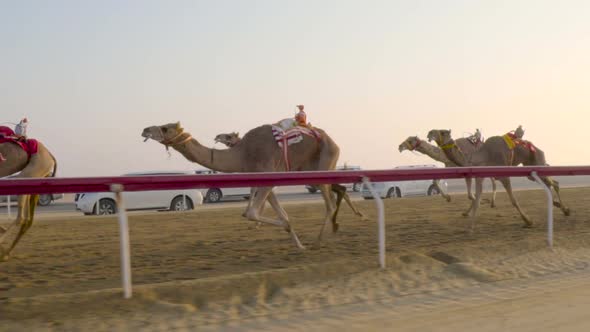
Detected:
[531,171,554,248]
[110,184,133,299]
[362,177,385,269]
[6,195,11,218]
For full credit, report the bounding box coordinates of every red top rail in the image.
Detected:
[1,166,590,195]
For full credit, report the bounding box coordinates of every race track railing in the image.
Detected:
[2,165,590,298]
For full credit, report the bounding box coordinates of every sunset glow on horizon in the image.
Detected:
[2,0,589,176]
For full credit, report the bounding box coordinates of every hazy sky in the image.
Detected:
[1,0,589,177]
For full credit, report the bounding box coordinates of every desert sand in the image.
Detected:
[2,187,590,331]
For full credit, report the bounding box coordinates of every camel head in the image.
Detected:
[142,122,185,144]
[427,129,452,146]
[214,132,241,147]
[398,136,421,152]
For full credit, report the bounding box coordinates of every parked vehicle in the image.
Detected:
[0,193,64,206]
[360,165,447,199]
[75,171,203,215]
[305,165,362,193]
[195,169,251,203]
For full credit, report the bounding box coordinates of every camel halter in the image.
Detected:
[160,129,193,157]
[162,130,193,148]
[405,139,421,151]
[435,132,456,150]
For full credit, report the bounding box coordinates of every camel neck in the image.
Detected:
[439,140,468,166]
[170,136,244,173]
[414,140,452,164]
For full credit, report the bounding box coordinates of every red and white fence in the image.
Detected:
[2,165,590,298]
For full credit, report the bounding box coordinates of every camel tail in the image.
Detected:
[49,151,57,177]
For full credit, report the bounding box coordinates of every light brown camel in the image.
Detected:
[398,135,497,206]
[214,132,241,148]
[0,138,57,259]
[143,122,343,249]
[214,131,366,221]
[427,128,569,229]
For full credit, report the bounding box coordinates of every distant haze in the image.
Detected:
[2,1,589,177]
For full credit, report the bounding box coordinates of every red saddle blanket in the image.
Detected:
[0,126,39,156]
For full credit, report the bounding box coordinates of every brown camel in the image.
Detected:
[426,128,569,229]
[214,132,241,147]
[213,131,366,222]
[143,122,345,249]
[0,137,57,259]
[399,134,497,206]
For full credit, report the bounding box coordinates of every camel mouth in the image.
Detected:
[142,133,152,142]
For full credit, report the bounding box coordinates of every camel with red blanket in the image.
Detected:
[0,126,57,260]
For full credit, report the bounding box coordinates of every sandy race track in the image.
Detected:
[2,187,590,331]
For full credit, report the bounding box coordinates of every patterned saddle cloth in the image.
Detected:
[503,132,536,153]
[271,125,321,148]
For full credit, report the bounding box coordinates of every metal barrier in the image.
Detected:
[1,165,590,298]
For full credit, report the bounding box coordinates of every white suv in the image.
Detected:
[361,165,447,199]
[75,171,204,215]
[195,169,251,203]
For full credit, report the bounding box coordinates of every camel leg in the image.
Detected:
[242,188,265,229]
[6,194,38,256]
[331,184,366,222]
[317,184,337,243]
[467,178,484,233]
[490,177,497,208]
[244,187,305,249]
[0,195,27,246]
[465,177,475,201]
[331,185,344,224]
[265,190,305,249]
[498,177,533,227]
[542,177,570,216]
[434,179,451,202]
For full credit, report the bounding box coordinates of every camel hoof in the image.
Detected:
[445,196,452,202]
[522,223,534,228]
[564,208,571,216]
[332,222,339,233]
[491,203,496,208]
[461,212,469,217]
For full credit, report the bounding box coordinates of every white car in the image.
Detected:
[0,193,64,206]
[195,169,251,203]
[75,171,204,215]
[305,165,363,193]
[361,165,448,199]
